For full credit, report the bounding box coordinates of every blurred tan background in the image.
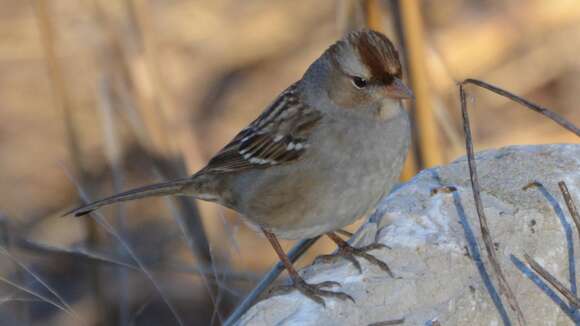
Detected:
[0,0,579,325]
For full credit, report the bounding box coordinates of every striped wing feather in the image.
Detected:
[201,84,321,174]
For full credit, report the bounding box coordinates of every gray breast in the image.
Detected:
[233,107,410,239]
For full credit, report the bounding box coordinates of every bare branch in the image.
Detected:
[462,79,580,137]
[64,169,185,326]
[98,73,131,325]
[17,238,256,286]
[459,82,526,325]
[33,0,107,315]
[558,181,580,240]
[524,253,580,309]
[461,78,579,323]
[368,317,405,326]
[0,247,78,319]
[0,274,77,321]
[17,239,140,270]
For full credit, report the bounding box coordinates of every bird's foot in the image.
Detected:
[269,277,354,307]
[315,242,394,277]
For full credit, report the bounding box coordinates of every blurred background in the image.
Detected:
[0,0,578,325]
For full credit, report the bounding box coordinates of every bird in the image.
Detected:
[66,29,413,306]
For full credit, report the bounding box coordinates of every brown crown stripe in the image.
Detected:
[353,30,401,82]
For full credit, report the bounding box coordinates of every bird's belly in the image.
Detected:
[243,171,388,239]
[239,111,410,240]
[273,148,403,239]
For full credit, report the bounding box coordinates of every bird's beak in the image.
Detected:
[385,78,414,100]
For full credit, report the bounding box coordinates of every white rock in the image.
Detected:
[239,144,580,326]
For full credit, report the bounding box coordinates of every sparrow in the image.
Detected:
[67,29,413,305]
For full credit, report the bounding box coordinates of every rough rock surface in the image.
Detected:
[239,144,580,326]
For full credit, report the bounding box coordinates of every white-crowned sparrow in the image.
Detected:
[67,29,413,305]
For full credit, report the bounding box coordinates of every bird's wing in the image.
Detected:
[200,84,322,174]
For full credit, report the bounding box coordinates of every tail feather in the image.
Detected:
[65,178,193,217]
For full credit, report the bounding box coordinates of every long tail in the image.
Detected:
[65,178,193,217]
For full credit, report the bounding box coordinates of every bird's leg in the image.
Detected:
[314,232,394,277]
[262,228,354,306]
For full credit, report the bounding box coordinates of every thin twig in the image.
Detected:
[208,244,224,326]
[223,236,321,326]
[0,215,29,323]
[0,293,43,306]
[64,170,185,326]
[558,181,580,240]
[17,239,139,270]
[460,77,580,322]
[31,0,84,174]
[461,78,579,322]
[123,0,214,270]
[462,79,580,137]
[93,212,185,326]
[98,72,131,326]
[128,293,155,326]
[0,274,77,321]
[92,2,219,320]
[93,212,185,325]
[92,0,213,269]
[162,196,220,313]
[0,247,79,319]
[0,292,28,325]
[32,0,107,318]
[522,180,579,313]
[368,317,405,325]
[524,253,580,308]
[459,83,526,325]
[17,238,256,285]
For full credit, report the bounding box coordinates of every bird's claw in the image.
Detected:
[315,242,394,277]
[268,278,354,307]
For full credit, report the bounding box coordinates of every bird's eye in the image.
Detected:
[352,76,368,89]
